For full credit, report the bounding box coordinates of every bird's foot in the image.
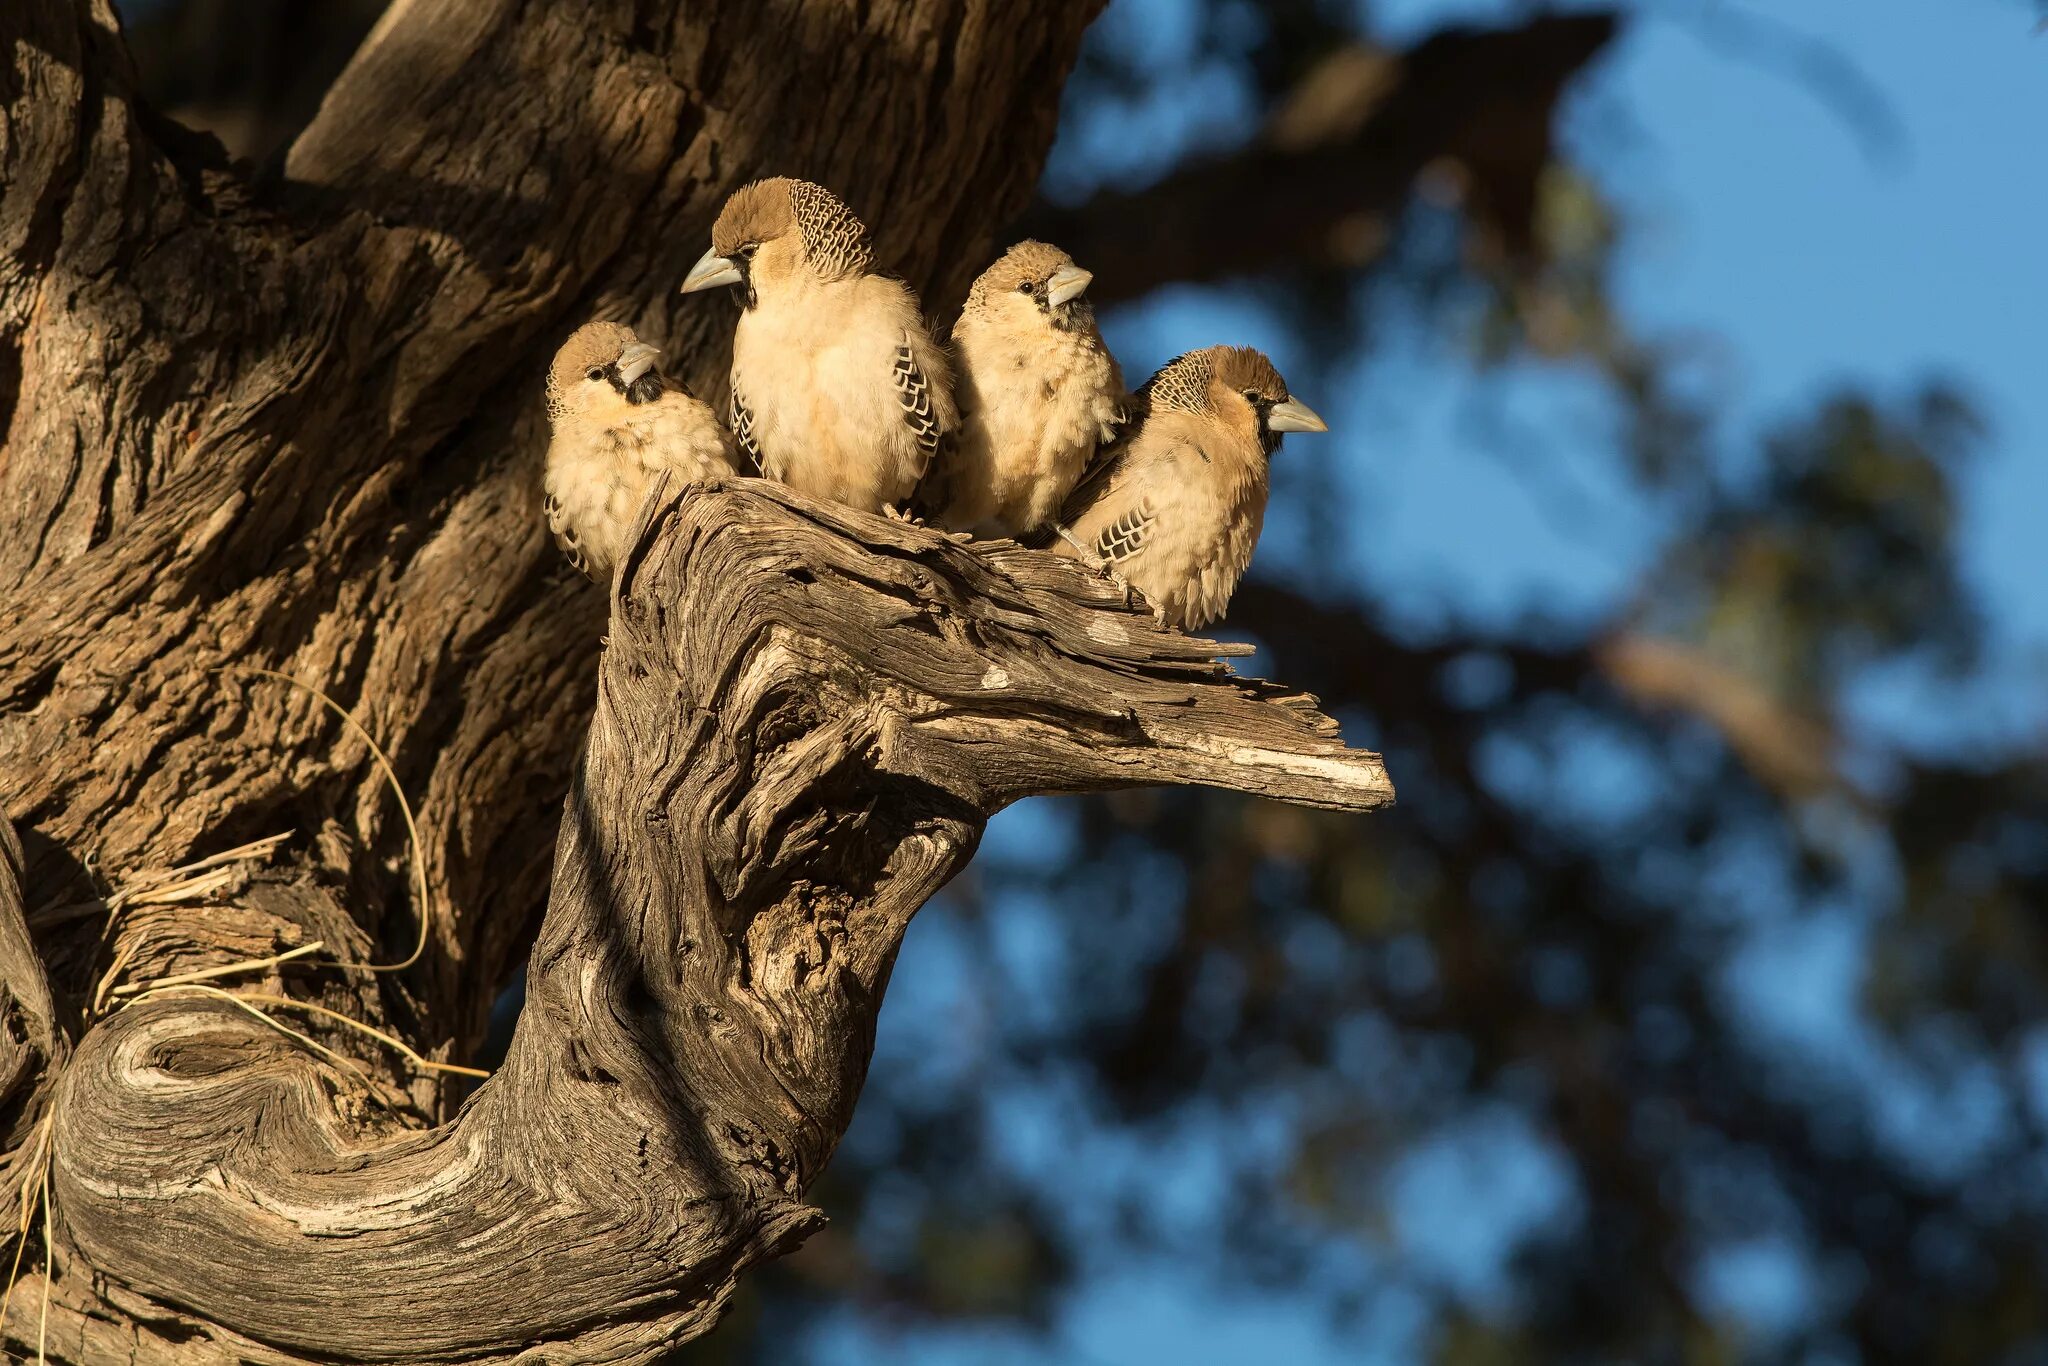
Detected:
[1053,524,1093,559]
[1101,564,1140,611]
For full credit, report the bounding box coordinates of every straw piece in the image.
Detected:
[218,668,432,973]
[107,941,325,998]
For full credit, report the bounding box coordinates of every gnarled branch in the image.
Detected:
[50,481,1389,1363]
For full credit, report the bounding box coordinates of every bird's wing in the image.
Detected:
[543,491,595,580]
[1054,446,1156,564]
[1055,438,1121,522]
[893,335,944,481]
[729,373,763,475]
[906,436,954,523]
[1093,490,1155,564]
[1071,427,1211,564]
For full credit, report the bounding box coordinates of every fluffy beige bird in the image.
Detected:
[1047,345,1327,630]
[543,321,742,582]
[930,240,1125,538]
[679,177,956,516]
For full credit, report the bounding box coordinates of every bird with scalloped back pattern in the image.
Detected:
[1046,345,1327,630]
[681,177,956,518]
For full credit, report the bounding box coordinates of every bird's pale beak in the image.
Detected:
[615,342,661,386]
[680,248,743,294]
[1045,264,1093,308]
[1267,398,1329,434]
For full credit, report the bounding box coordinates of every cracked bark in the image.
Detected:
[0,0,1394,1359]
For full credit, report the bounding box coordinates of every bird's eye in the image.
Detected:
[737,243,758,259]
[1242,389,1260,403]
[1018,280,1036,295]
[586,367,606,382]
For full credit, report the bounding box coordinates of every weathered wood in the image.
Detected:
[50,482,1388,1362]
[0,818,65,1241]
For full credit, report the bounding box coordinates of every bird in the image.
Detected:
[1044,345,1328,631]
[928,240,1126,538]
[679,177,956,517]
[542,320,742,582]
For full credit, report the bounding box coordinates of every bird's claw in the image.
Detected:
[1098,564,1138,610]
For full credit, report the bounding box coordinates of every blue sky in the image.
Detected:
[821,2,2047,1362]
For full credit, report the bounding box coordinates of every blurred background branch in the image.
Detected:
[1024,13,1619,305]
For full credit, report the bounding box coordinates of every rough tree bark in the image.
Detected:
[0,1,1395,1360]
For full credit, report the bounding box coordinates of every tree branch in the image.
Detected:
[1593,633,1843,802]
[1232,581,1845,805]
[1024,12,1619,306]
[51,481,1387,1362]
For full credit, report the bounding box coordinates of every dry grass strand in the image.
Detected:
[0,1117,51,1354]
[107,941,325,998]
[217,667,432,972]
[126,984,488,1081]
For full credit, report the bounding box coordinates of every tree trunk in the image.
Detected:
[0,1,1392,1358]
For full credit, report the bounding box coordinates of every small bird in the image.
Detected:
[1046,345,1327,631]
[929,240,1125,538]
[542,321,742,582]
[680,177,956,516]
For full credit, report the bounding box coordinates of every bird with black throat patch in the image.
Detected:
[542,321,742,582]
[679,177,956,517]
[926,240,1126,539]
[1044,345,1328,631]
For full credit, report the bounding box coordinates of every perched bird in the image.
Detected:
[542,321,742,582]
[679,177,956,516]
[1046,345,1327,631]
[929,240,1126,538]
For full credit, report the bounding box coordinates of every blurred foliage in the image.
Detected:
[112,1,2047,1363]
[732,6,2046,1365]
